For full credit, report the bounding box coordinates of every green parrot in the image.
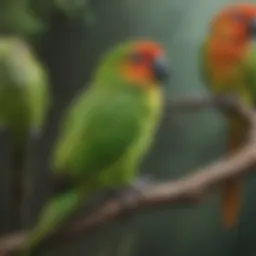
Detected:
[22,40,170,254]
[0,37,50,227]
[199,3,256,228]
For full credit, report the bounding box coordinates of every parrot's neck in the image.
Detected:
[93,71,163,115]
[94,71,152,92]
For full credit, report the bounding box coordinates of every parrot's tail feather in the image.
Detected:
[220,179,242,228]
[23,188,82,255]
[220,115,247,229]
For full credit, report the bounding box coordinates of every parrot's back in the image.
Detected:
[52,83,162,187]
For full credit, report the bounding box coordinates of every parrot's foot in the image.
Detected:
[100,175,154,199]
[129,174,154,192]
[99,175,154,209]
[117,175,154,208]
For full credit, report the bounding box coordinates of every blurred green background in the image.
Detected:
[1,0,256,255]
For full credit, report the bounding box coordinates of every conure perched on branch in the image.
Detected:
[199,3,256,228]
[23,40,170,254]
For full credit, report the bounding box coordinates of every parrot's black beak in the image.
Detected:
[152,56,170,83]
[248,18,256,38]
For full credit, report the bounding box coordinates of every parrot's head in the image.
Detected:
[208,4,256,61]
[94,40,170,88]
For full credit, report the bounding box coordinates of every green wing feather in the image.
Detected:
[52,86,146,181]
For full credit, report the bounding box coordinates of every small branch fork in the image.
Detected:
[1,95,256,255]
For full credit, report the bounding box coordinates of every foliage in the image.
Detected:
[0,0,43,36]
[0,0,93,38]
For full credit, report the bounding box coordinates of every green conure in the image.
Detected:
[0,37,50,226]
[23,40,170,254]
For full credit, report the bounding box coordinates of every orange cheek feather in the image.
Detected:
[121,63,153,85]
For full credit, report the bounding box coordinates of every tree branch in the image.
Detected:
[0,95,256,255]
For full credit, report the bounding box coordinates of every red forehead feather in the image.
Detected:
[225,4,256,15]
[134,42,163,59]
[215,3,256,22]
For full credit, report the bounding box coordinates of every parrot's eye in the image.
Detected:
[130,53,144,63]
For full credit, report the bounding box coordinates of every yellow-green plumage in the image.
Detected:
[23,41,167,254]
